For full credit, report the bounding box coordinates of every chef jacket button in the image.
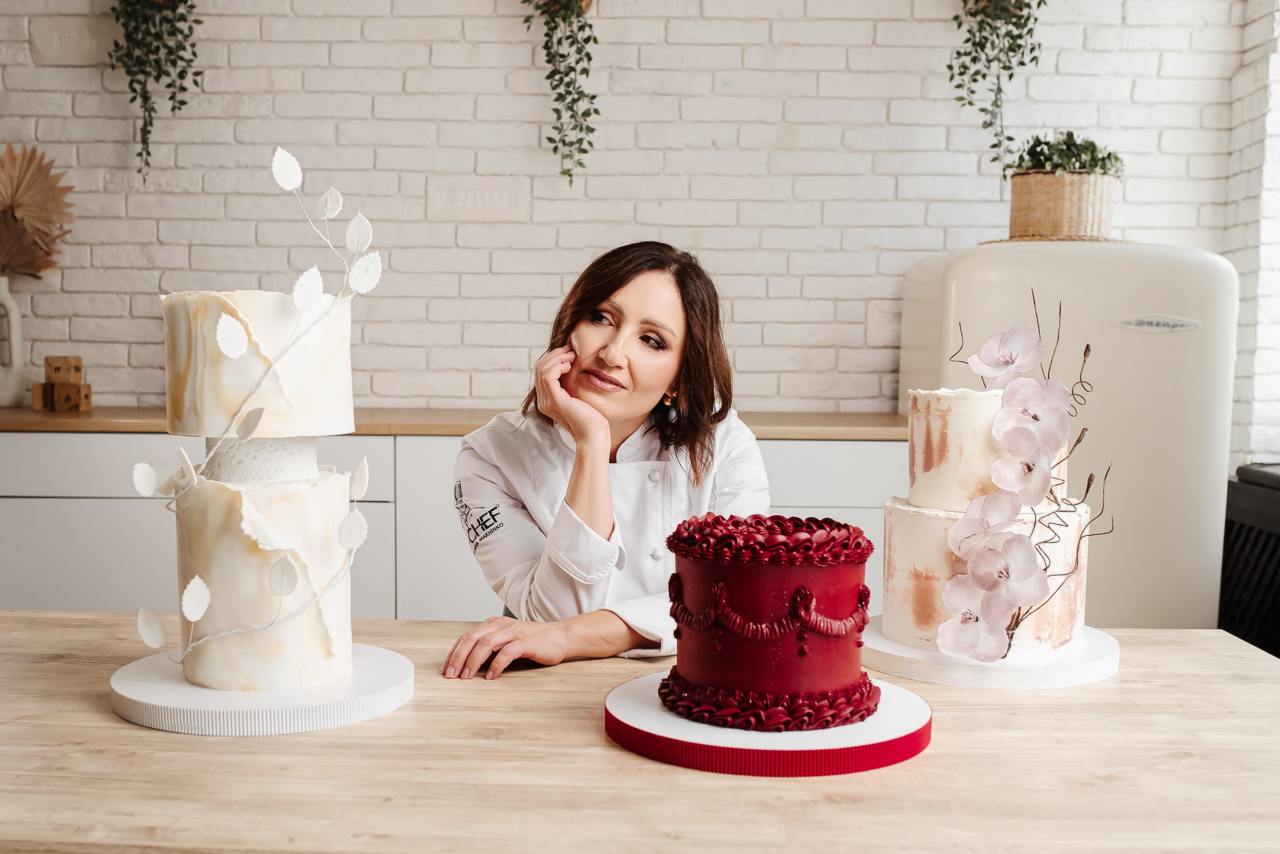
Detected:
[650,548,663,561]
[648,469,661,482]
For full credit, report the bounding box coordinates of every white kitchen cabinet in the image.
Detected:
[0,431,907,622]
[0,434,397,619]
[394,435,502,621]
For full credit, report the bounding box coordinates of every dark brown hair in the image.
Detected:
[521,241,732,485]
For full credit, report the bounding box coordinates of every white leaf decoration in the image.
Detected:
[318,186,343,220]
[271,146,302,192]
[268,555,298,596]
[348,251,382,295]
[132,462,157,497]
[237,407,265,441]
[215,313,248,359]
[345,212,372,254]
[350,457,369,502]
[338,509,368,550]
[292,265,325,312]
[182,575,211,623]
[137,609,166,649]
[176,446,198,492]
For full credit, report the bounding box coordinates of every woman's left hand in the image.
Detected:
[441,616,571,680]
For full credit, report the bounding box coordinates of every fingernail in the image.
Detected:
[486,670,495,680]
[460,667,470,679]
[445,666,455,678]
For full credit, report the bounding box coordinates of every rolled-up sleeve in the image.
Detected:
[454,441,626,622]
[607,593,676,658]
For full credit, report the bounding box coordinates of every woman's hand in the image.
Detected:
[533,343,610,445]
[441,616,571,680]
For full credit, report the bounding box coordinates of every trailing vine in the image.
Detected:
[107,0,204,178]
[522,0,599,185]
[947,0,1047,176]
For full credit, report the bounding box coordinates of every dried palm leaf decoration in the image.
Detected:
[0,144,75,278]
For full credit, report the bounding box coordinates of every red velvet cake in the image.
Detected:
[659,513,881,731]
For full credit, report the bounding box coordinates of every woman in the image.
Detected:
[442,241,770,680]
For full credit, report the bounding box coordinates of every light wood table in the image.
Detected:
[2,613,1277,853]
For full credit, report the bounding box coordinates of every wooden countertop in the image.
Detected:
[2,612,1277,852]
[0,406,907,441]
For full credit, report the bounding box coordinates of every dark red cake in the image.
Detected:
[658,513,881,732]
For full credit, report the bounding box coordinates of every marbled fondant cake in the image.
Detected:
[884,385,1091,664]
[658,513,880,731]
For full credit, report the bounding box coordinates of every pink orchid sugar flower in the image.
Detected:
[966,532,1049,608]
[967,322,1046,389]
[992,426,1053,506]
[936,574,1013,663]
[993,377,1071,457]
[946,490,1023,560]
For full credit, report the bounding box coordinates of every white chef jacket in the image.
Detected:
[452,408,770,658]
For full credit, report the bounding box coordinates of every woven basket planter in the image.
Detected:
[1008,171,1118,241]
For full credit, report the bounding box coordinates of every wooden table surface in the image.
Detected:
[0,406,907,441]
[2,612,1277,853]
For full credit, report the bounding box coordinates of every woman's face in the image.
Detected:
[565,269,686,426]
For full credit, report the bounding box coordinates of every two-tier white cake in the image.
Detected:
[163,290,357,691]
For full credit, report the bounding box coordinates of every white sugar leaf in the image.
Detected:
[350,456,369,502]
[345,212,372,254]
[292,265,325,312]
[176,446,198,491]
[137,608,166,649]
[318,186,343,220]
[271,146,302,191]
[237,407,265,441]
[182,575,211,622]
[153,462,177,497]
[268,555,298,596]
[348,251,382,295]
[215,313,248,359]
[132,462,157,497]
[338,509,368,550]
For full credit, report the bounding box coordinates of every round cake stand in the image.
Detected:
[109,643,415,736]
[862,616,1120,689]
[604,672,931,777]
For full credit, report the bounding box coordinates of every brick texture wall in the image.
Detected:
[0,0,1272,463]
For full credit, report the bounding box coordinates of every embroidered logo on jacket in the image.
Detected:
[455,481,503,552]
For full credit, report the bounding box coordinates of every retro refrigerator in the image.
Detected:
[898,241,1239,628]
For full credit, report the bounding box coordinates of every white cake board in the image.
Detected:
[110,643,415,736]
[604,672,931,777]
[862,616,1119,689]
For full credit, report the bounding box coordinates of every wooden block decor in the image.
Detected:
[43,355,83,384]
[31,382,92,413]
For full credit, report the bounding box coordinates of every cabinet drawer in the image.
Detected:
[0,434,395,502]
[395,436,502,621]
[760,440,906,508]
[0,497,395,620]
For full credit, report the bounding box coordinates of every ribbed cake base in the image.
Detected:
[606,672,930,777]
[109,644,414,736]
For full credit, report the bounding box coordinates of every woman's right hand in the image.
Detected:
[533,344,610,445]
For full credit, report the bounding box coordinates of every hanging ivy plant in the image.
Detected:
[522,0,599,185]
[107,0,204,178]
[947,0,1047,176]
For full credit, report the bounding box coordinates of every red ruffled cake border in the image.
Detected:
[658,667,881,732]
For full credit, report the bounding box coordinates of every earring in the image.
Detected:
[664,392,678,423]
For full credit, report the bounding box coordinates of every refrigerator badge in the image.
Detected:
[1112,314,1201,334]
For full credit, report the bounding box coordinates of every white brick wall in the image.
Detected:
[0,0,1272,455]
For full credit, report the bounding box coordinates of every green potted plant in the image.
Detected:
[948,0,1048,173]
[522,0,599,185]
[107,0,204,178]
[1007,131,1125,241]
